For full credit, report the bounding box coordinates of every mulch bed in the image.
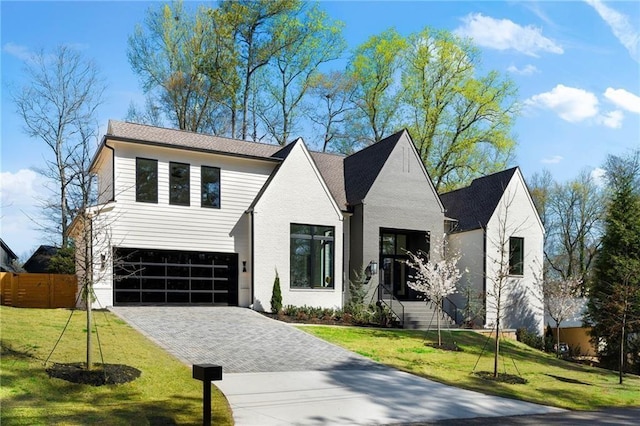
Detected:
[46,362,141,386]
[425,342,463,352]
[474,371,528,384]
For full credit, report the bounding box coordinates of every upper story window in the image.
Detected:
[290,224,334,289]
[201,166,221,208]
[169,162,190,206]
[509,237,524,276]
[136,158,158,203]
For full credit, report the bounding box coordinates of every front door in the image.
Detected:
[379,230,429,301]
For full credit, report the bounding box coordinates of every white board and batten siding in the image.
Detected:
[92,140,277,307]
[252,141,344,312]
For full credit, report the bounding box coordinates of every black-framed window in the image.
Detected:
[136,158,158,203]
[290,224,334,289]
[170,162,190,206]
[509,237,524,276]
[201,166,220,208]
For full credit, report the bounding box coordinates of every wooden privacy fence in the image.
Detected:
[0,272,78,308]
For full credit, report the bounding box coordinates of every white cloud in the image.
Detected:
[596,110,624,128]
[0,169,47,208]
[455,13,563,57]
[507,64,539,75]
[585,0,640,63]
[590,167,607,187]
[0,169,50,256]
[604,88,640,113]
[2,42,35,62]
[527,84,599,122]
[541,155,563,164]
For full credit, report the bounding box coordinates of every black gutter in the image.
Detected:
[250,210,255,306]
[103,141,115,202]
[106,135,283,163]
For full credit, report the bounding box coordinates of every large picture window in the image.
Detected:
[201,166,220,208]
[509,237,524,276]
[170,162,190,206]
[290,224,334,289]
[136,158,157,203]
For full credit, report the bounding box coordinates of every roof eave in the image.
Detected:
[105,135,283,164]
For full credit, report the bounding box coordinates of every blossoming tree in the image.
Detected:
[405,234,462,346]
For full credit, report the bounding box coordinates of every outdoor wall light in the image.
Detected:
[242,260,247,272]
[368,260,378,276]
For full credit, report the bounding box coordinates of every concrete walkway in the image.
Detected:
[110,306,563,425]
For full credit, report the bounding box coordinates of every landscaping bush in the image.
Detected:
[516,327,544,351]
[270,271,282,314]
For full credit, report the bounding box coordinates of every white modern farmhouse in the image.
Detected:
[74,120,543,332]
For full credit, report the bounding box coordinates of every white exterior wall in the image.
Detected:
[447,228,484,323]
[358,135,444,296]
[484,171,545,334]
[95,148,114,205]
[252,141,344,312]
[90,140,276,308]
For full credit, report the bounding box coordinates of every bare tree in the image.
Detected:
[306,71,357,153]
[405,234,462,346]
[484,190,530,378]
[544,277,583,357]
[529,170,604,287]
[13,45,105,248]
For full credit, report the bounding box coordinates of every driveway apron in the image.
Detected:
[110,306,563,425]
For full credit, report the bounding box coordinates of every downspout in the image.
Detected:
[482,229,487,326]
[250,210,255,308]
[103,141,115,202]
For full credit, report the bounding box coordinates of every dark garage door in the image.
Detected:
[113,248,238,305]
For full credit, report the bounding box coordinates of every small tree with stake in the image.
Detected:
[404,234,461,347]
[544,277,583,357]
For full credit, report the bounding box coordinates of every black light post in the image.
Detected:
[192,364,223,426]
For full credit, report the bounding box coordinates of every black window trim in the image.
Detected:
[169,161,191,206]
[508,236,524,276]
[290,223,335,290]
[135,157,158,204]
[201,165,221,209]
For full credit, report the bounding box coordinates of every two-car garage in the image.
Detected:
[113,247,238,305]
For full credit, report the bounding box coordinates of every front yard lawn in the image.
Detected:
[1,306,233,425]
[299,326,640,411]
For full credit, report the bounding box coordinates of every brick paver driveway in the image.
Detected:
[109,306,379,373]
[110,306,564,425]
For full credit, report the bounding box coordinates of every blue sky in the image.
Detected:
[1,0,639,257]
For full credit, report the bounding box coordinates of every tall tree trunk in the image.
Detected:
[493,315,500,378]
[436,299,442,346]
[620,309,626,384]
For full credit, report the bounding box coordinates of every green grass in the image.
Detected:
[299,326,640,411]
[1,306,233,425]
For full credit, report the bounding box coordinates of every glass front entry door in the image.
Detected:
[379,230,429,301]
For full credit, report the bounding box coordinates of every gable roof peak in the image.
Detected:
[440,167,520,232]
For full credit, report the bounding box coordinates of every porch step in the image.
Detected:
[401,301,458,330]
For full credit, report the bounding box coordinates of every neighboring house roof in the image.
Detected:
[440,167,518,232]
[0,238,18,272]
[23,245,59,273]
[344,130,405,205]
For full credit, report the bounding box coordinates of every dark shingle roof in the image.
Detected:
[440,167,518,232]
[344,130,405,205]
[311,152,347,210]
[107,121,282,160]
[102,121,411,212]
